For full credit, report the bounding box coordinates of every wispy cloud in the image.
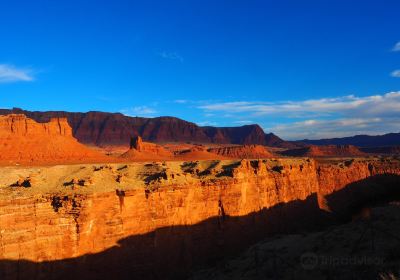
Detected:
[392,42,400,52]
[234,120,254,125]
[196,120,218,126]
[120,106,157,117]
[173,99,188,104]
[158,51,184,63]
[198,92,400,140]
[199,92,400,118]
[269,117,400,140]
[0,64,34,83]
[391,70,400,78]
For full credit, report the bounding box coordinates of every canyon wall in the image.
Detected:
[0,159,400,279]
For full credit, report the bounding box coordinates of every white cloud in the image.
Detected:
[392,42,400,52]
[391,70,400,78]
[158,51,184,62]
[0,64,34,83]
[196,120,218,126]
[120,106,157,117]
[199,92,400,118]
[268,117,400,140]
[198,92,400,140]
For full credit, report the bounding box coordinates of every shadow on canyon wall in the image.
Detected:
[1,174,400,280]
[326,173,400,220]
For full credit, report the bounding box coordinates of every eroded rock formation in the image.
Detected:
[0,108,295,148]
[280,145,366,157]
[0,114,109,164]
[120,136,173,161]
[208,144,274,158]
[174,145,227,160]
[0,158,399,279]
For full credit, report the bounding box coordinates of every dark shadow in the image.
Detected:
[215,161,241,177]
[0,194,330,280]
[325,174,400,221]
[1,174,400,280]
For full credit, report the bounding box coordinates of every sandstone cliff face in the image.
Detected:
[208,144,274,159]
[0,158,399,279]
[0,114,72,137]
[316,159,400,195]
[0,108,293,148]
[280,145,365,157]
[0,114,109,164]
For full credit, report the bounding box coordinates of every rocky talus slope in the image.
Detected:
[0,158,399,279]
[121,136,173,161]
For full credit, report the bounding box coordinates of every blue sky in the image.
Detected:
[1,0,400,140]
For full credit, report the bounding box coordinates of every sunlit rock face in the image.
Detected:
[0,114,72,137]
[208,144,274,158]
[0,114,108,164]
[0,108,294,148]
[0,158,399,279]
[280,145,366,157]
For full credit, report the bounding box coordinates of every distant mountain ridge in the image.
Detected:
[0,108,294,148]
[299,132,400,147]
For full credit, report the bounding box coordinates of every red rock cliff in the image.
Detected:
[0,158,399,279]
[0,108,294,148]
[280,145,366,157]
[0,114,109,164]
[208,144,274,158]
[0,114,72,137]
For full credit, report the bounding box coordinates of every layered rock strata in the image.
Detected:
[0,114,109,164]
[280,145,366,157]
[0,158,399,279]
[208,144,274,158]
[0,108,294,147]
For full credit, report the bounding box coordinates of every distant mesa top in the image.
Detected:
[279,145,366,157]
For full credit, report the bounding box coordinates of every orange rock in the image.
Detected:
[121,136,173,161]
[0,158,400,279]
[0,114,111,165]
[208,144,274,159]
[280,145,366,157]
[173,145,227,160]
